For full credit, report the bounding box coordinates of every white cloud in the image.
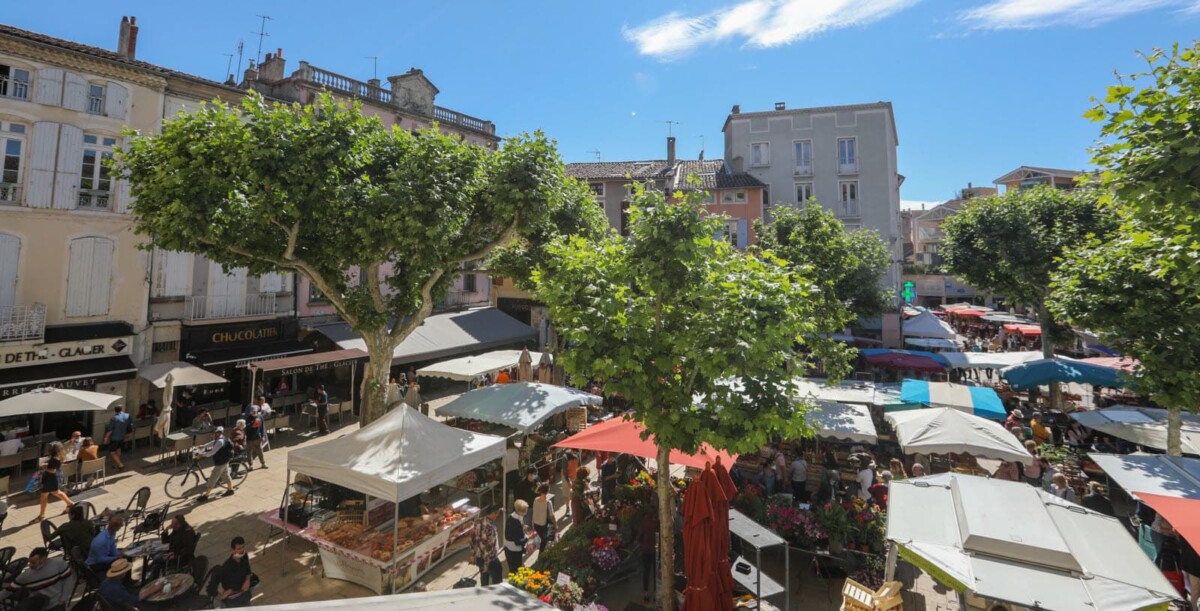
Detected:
[960,0,1196,29]
[624,0,920,60]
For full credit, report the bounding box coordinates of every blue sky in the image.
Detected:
[5,1,1196,204]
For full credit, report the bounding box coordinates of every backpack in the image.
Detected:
[213,439,233,466]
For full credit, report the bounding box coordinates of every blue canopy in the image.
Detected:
[899,379,1007,420]
[1000,358,1130,391]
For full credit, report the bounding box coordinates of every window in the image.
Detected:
[722,219,749,249]
[589,183,604,197]
[721,190,748,204]
[0,64,30,100]
[724,220,740,246]
[750,142,769,167]
[793,140,812,175]
[839,181,859,217]
[152,250,192,297]
[86,84,105,115]
[795,182,813,204]
[0,122,25,204]
[703,190,715,205]
[462,272,477,293]
[258,272,284,293]
[837,138,857,173]
[66,236,113,316]
[620,200,631,237]
[843,223,862,231]
[308,282,327,304]
[79,134,116,209]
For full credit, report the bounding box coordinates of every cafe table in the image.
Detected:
[140,573,194,604]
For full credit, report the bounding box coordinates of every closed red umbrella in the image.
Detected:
[710,460,738,609]
[681,467,719,611]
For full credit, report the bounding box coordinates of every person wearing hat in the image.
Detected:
[99,557,164,610]
[197,427,236,502]
[1005,409,1025,432]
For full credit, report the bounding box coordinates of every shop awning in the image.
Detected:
[553,417,736,470]
[0,356,137,399]
[1001,358,1130,390]
[247,348,368,376]
[946,309,986,317]
[138,361,229,388]
[1081,356,1139,373]
[287,404,505,503]
[793,378,880,405]
[436,382,602,433]
[186,341,312,368]
[1089,453,1200,556]
[250,584,554,611]
[939,350,1044,370]
[415,349,546,382]
[899,379,1006,420]
[1072,406,1200,456]
[904,337,958,350]
[313,308,536,366]
[804,401,878,444]
[887,473,1178,611]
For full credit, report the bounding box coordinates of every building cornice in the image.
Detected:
[0,36,166,90]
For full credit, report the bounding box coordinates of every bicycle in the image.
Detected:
[164,448,248,500]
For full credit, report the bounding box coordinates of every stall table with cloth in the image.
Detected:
[275,405,504,594]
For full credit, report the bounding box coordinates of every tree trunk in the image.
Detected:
[1038,305,1062,411]
[1167,405,1183,457]
[359,332,394,426]
[656,442,676,611]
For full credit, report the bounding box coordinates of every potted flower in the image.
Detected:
[815,502,853,553]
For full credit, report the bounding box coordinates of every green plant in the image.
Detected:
[815,502,854,544]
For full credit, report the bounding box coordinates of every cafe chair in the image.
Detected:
[77,459,106,489]
[71,590,99,611]
[68,547,101,595]
[59,461,81,491]
[131,502,170,544]
[76,501,97,522]
[0,546,14,576]
[40,519,64,553]
[121,487,152,540]
[14,592,47,611]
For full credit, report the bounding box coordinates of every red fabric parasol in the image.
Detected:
[710,460,738,610]
[949,309,986,317]
[1003,323,1042,336]
[1134,493,1200,553]
[551,417,738,469]
[863,351,946,373]
[682,467,719,611]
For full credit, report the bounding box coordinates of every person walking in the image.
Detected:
[31,442,74,523]
[197,427,236,502]
[636,511,659,604]
[102,405,132,471]
[245,408,268,471]
[314,385,330,435]
[503,500,530,575]
[470,506,503,586]
[531,483,554,553]
[212,536,253,607]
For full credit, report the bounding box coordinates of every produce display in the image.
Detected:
[317,504,477,565]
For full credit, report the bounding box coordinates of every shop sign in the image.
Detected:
[184,321,291,351]
[270,357,361,377]
[0,373,129,399]
[0,336,134,368]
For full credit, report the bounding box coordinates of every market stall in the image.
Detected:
[280,405,506,593]
[1071,406,1200,455]
[553,416,736,469]
[415,349,548,384]
[938,350,1043,370]
[1000,357,1131,390]
[806,401,878,445]
[886,473,1178,611]
[885,408,1032,474]
[897,379,1005,420]
[901,311,957,340]
[436,382,601,434]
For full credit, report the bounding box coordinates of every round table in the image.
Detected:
[140,573,194,602]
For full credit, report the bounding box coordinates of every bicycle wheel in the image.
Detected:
[164,465,205,500]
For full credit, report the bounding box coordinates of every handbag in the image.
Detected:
[25,473,41,494]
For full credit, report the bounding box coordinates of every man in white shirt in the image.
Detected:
[856,458,875,501]
[0,437,22,457]
[790,454,809,503]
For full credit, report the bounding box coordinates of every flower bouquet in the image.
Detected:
[537,580,584,610]
[591,546,620,572]
[508,566,553,595]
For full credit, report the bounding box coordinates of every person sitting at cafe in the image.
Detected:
[149,515,197,578]
[99,559,164,611]
[65,431,83,457]
[191,409,214,429]
[7,547,74,611]
[211,536,253,608]
[87,516,123,574]
[274,378,290,394]
[59,504,97,555]
[135,402,157,421]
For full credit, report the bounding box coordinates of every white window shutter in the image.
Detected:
[65,238,93,317]
[53,124,83,210]
[62,72,87,112]
[87,238,114,315]
[154,250,191,297]
[104,82,128,121]
[26,122,59,208]
[258,273,282,293]
[35,68,63,106]
[0,234,19,309]
[113,141,131,213]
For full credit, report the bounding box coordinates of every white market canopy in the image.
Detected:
[137,361,229,388]
[435,382,602,433]
[319,308,537,366]
[287,404,505,503]
[1072,406,1200,456]
[805,401,877,444]
[904,337,958,350]
[939,350,1045,370]
[0,387,122,417]
[415,350,547,383]
[885,408,1033,465]
[887,473,1178,611]
[902,311,957,339]
[250,584,554,611]
[794,378,880,405]
[1089,453,1200,499]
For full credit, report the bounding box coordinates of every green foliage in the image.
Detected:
[754,201,893,321]
[115,92,580,422]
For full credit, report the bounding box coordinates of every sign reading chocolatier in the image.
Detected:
[182,320,298,352]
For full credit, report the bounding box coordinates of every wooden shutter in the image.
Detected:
[25,122,59,208]
[736,219,748,249]
[104,82,128,121]
[65,238,93,316]
[62,72,87,112]
[113,140,131,213]
[34,68,63,106]
[258,273,282,293]
[153,250,191,297]
[0,234,19,309]
[87,238,114,315]
[52,124,83,209]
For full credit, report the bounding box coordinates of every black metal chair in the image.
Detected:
[14,593,47,611]
[121,487,151,541]
[68,546,101,599]
[39,519,63,553]
[71,590,99,611]
[76,501,97,521]
[131,502,170,544]
[0,546,15,577]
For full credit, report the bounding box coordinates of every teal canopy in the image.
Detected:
[1001,358,1130,391]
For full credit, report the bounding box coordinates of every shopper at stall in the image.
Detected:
[637,511,659,604]
[504,500,530,575]
[1049,473,1076,502]
[754,459,775,496]
[87,516,123,574]
[470,506,503,586]
[571,467,592,526]
[855,457,876,501]
[600,454,619,505]
[103,405,132,471]
[514,471,539,526]
[315,385,330,435]
[531,483,554,553]
[1030,412,1053,446]
[59,504,97,554]
[772,445,788,490]
[30,442,75,523]
[790,452,809,503]
[888,458,908,480]
[910,463,926,477]
[994,459,1021,482]
[212,536,253,607]
[1081,482,1115,516]
[197,427,236,502]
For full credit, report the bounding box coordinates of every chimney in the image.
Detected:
[775,102,786,111]
[667,137,676,167]
[257,48,286,82]
[731,104,740,114]
[389,68,439,115]
[698,150,705,161]
[243,61,259,85]
[117,16,139,60]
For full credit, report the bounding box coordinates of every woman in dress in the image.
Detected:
[570,467,592,527]
[32,441,75,522]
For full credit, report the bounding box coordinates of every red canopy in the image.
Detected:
[1136,492,1200,552]
[1081,357,1139,373]
[552,417,737,469]
[1003,323,1042,336]
[863,351,946,373]
[949,309,986,317]
[681,467,720,611]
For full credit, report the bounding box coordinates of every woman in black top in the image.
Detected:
[33,441,75,522]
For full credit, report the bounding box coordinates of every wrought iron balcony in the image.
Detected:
[185,292,285,320]
[0,303,47,343]
[77,189,111,210]
[0,183,20,205]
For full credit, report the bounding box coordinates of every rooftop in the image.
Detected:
[565,159,764,191]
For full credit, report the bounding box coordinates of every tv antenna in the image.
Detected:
[252,15,272,65]
[698,134,705,150]
[586,149,601,161]
[223,53,234,81]
[365,56,379,80]
[659,120,682,137]
[235,40,244,75]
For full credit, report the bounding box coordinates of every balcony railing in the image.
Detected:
[838,162,858,174]
[432,106,494,135]
[435,288,491,311]
[77,189,111,210]
[918,227,945,241]
[839,199,860,218]
[0,183,20,204]
[185,292,284,320]
[793,165,812,176]
[0,303,47,343]
[0,75,29,100]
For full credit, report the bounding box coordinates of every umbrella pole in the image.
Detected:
[756,545,762,604]
[784,543,790,611]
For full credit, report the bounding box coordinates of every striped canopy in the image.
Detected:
[899,379,1006,420]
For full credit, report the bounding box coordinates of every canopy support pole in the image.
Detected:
[784,543,790,611]
[351,361,358,419]
[756,545,762,604]
[391,496,399,594]
[282,470,291,544]
[884,542,898,581]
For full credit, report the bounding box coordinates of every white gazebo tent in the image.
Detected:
[435,382,602,434]
[414,350,545,385]
[804,400,878,444]
[286,404,506,589]
[886,473,1178,611]
[939,351,1045,370]
[885,408,1033,465]
[1089,453,1200,499]
[902,311,957,340]
[1072,406,1200,456]
[793,378,880,406]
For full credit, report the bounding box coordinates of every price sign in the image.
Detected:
[609,523,618,531]
[556,572,571,586]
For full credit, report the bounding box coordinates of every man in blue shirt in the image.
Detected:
[99,558,163,610]
[103,406,132,471]
[87,516,123,573]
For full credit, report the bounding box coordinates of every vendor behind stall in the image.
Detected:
[397,495,428,519]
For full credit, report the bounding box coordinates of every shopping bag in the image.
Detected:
[24,473,41,495]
